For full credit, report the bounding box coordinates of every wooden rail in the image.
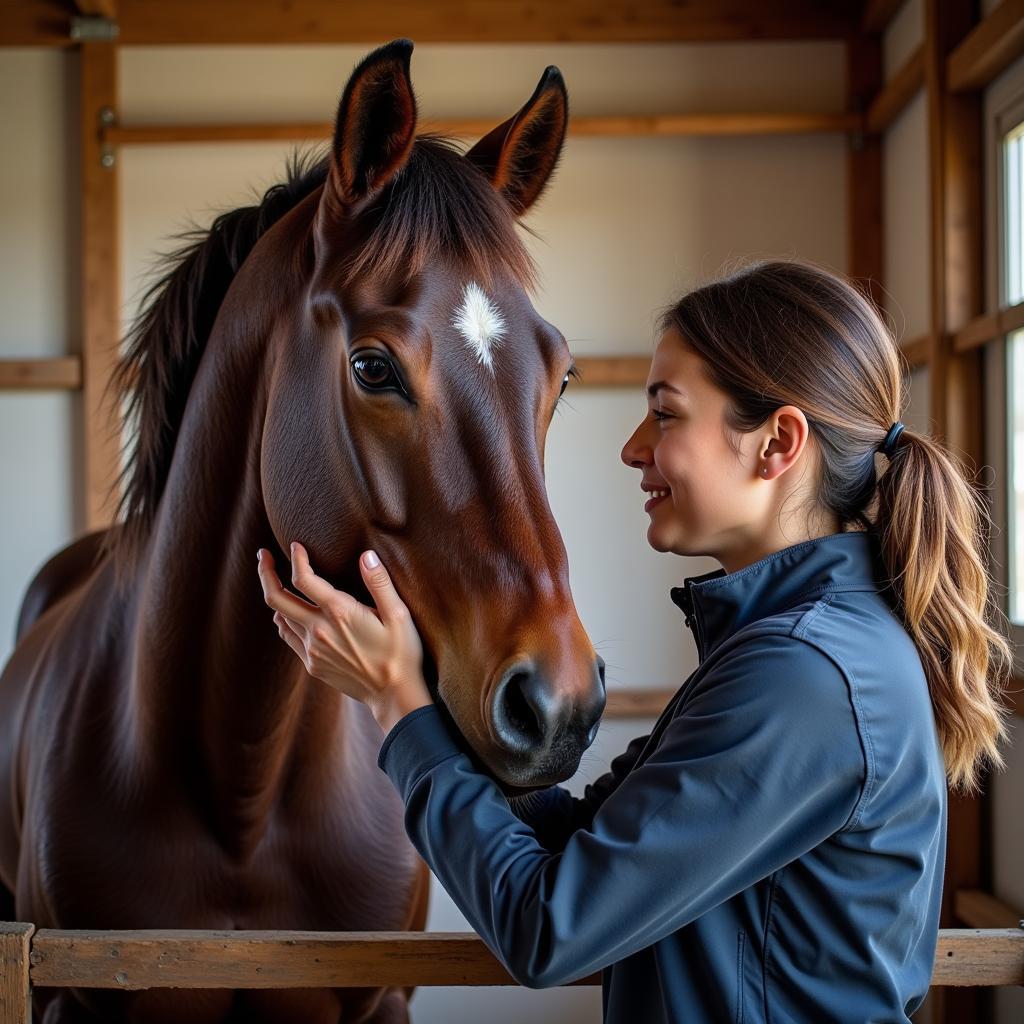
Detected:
[105,112,862,147]
[0,359,81,390]
[1,926,1018,997]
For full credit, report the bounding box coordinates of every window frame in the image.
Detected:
[984,56,1024,671]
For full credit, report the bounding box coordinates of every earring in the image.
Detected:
[762,465,768,477]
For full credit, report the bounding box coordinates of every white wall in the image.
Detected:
[0,35,910,1023]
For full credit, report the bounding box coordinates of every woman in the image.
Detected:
[256,259,1012,1022]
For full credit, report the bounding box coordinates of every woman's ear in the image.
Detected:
[326,38,418,213]
[464,66,568,216]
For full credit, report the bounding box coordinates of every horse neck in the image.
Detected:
[130,319,345,856]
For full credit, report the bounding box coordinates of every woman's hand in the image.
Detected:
[256,543,433,734]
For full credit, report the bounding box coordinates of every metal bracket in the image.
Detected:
[98,107,117,169]
[70,16,119,43]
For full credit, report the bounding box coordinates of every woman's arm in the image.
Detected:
[380,639,865,988]
[257,547,865,988]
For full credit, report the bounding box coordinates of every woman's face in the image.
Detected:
[621,327,767,563]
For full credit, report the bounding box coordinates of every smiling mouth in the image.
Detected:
[644,489,670,514]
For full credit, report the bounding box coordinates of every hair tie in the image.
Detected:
[879,421,905,458]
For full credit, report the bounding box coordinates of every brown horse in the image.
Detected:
[0,40,604,1023]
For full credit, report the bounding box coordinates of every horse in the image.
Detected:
[0,39,605,1023]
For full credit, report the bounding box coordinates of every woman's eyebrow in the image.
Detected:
[647,380,686,398]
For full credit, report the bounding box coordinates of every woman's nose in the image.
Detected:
[621,422,650,468]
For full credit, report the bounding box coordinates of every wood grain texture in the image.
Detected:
[866,46,925,134]
[0,923,33,1024]
[948,0,1024,93]
[80,42,122,529]
[0,358,82,390]
[105,113,861,147]
[951,300,1024,352]
[24,928,1024,989]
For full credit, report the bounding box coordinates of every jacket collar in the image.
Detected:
[670,531,890,662]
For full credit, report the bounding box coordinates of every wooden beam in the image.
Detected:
[24,927,1024,989]
[862,0,906,34]
[866,46,925,134]
[0,358,82,390]
[948,0,1024,93]
[0,1,71,46]
[950,300,1024,352]
[0,923,33,1024]
[930,930,1024,986]
[105,112,862,148]
[80,43,122,529]
[901,333,932,369]
[955,889,1024,929]
[847,35,884,308]
[74,0,117,18]
[572,356,650,388]
[604,688,673,718]
[87,1,859,46]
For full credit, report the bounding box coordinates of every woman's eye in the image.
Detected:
[352,353,400,391]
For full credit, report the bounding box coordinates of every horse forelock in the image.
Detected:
[106,135,535,581]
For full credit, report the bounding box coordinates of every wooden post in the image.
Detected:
[0,923,33,1024]
[924,1,989,1020]
[80,40,121,529]
[846,34,884,308]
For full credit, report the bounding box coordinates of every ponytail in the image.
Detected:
[875,430,1013,795]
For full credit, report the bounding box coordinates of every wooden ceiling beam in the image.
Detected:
[947,0,1024,93]
[2,0,862,46]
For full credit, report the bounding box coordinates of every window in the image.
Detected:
[1002,119,1024,625]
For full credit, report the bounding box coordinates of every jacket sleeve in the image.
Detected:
[377,638,866,988]
[504,731,654,851]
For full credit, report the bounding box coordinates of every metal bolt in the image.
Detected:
[99,106,116,128]
[100,145,115,170]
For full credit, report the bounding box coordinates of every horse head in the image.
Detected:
[259,40,605,791]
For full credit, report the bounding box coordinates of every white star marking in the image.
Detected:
[452,281,506,372]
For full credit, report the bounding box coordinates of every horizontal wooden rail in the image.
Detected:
[0,358,82,390]
[105,112,862,147]
[867,45,925,134]
[0,356,648,392]
[13,927,1022,990]
[605,687,673,718]
[947,0,1024,93]
[951,300,1024,353]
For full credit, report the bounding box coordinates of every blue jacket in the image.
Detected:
[378,531,947,1022]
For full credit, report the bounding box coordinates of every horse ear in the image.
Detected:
[327,38,418,209]
[464,66,568,216]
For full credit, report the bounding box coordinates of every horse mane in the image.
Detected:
[106,136,536,574]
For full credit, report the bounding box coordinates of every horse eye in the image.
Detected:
[559,373,570,397]
[352,353,399,391]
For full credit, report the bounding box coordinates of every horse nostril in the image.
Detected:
[492,664,566,756]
